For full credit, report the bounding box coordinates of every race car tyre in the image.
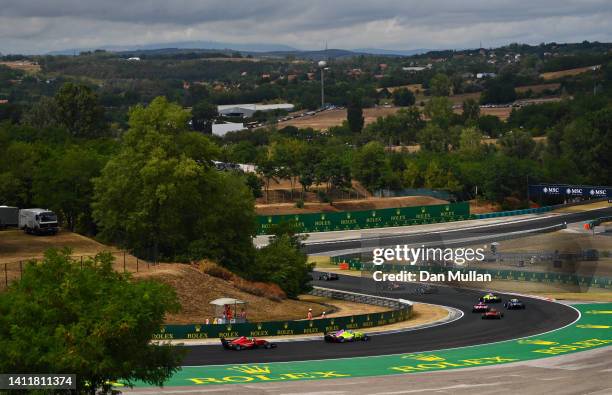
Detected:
[264,343,272,349]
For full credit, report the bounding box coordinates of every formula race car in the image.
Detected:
[481,309,504,319]
[480,293,502,303]
[318,272,340,281]
[221,336,277,350]
[324,329,370,343]
[472,302,491,313]
[504,298,526,310]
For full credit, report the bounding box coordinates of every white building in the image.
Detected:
[212,122,246,137]
[217,103,294,118]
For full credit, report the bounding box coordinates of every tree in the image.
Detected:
[254,233,314,298]
[403,160,422,188]
[352,142,387,191]
[0,249,184,393]
[191,100,217,133]
[32,145,106,233]
[478,114,505,138]
[429,73,452,96]
[244,172,264,198]
[462,99,480,124]
[499,129,535,158]
[480,79,516,104]
[256,155,278,203]
[458,126,484,156]
[347,95,364,133]
[92,97,256,271]
[22,96,61,130]
[55,83,106,138]
[392,88,416,106]
[418,123,448,152]
[423,161,461,192]
[424,97,454,130]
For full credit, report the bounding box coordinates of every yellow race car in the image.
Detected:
[480,293,502,303]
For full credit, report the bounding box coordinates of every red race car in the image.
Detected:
[221,336,277,350]
[472,302,490,313]
[481,308,504,319]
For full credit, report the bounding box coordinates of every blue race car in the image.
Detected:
[504,298,526,310]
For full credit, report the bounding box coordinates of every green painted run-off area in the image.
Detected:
[124,303,612,388]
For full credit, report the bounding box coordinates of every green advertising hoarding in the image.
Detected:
[257,202,471,235]
[152,306,411,340]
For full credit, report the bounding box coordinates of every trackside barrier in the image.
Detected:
[152,288,412,340]
[256,202,471,235]
[329,257,612,290]
[585,215,612,229]
[309,286,407,309]
[256,199,604,235]
[474,205,555,219]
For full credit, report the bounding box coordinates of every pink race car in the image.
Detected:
[472,302,490,313]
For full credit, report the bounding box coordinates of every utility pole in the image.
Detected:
[318,60,327,109]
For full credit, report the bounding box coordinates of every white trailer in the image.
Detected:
[18,208,59,235]
[0,205,19,228]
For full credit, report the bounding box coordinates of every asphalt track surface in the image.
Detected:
[182,207,610,365]
[303,206,612,255]
[183,275,578,365]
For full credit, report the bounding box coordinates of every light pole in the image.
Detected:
[318,60,327,109]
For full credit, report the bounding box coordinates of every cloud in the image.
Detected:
[0,0,611,54]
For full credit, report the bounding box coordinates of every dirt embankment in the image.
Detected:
[256,196,448,216]
[134,264,334,323]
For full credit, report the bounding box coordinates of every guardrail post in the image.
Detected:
[4,263,7,287]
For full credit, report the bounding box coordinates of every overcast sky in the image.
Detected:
[1,0,611,54]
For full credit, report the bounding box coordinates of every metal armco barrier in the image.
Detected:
[309,286,405,309]
[256,202,471,235]
[330,257,612,290]
[152,290,412,340]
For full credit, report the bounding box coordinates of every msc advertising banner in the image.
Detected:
[256,202,471,235]
[529,184,611,200]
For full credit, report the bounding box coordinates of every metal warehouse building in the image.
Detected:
[217,103,294,118]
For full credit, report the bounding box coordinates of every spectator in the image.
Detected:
[321,311,326,319]
[307,308,313,320]
[205,318,210,325]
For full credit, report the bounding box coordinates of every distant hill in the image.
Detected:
[46,40,298,55]
[46,41,429,59]
[354,48,430,56]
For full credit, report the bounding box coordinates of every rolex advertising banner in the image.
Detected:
[256,202,471,235]
[152,306,412,340]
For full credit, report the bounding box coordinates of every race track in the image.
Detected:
[304,207,612,255]
[182,207,609,365]
[183,275,578,365]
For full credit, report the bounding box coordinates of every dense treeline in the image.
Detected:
[0,88,312,297]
